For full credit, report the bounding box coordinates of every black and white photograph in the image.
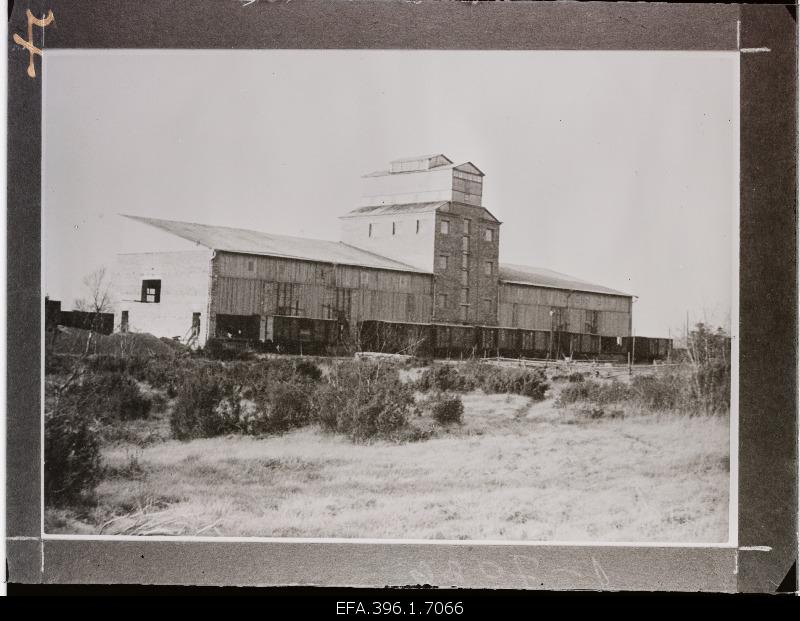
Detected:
[5,0,797,595]
[42,49,737,543]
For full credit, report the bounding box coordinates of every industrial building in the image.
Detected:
[113,154,664,360]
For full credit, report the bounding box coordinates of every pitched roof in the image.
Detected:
[363,161,484,178]
[390,154,453,164]
[340,201,447,218]
[499,263,631,297]
[122,215,427,273]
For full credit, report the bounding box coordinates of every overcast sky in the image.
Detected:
[43,50,738,337]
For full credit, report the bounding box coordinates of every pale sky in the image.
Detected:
[43,50,738,337]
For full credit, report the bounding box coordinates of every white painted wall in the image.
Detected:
[113,249,213,346]
[340,211,437,273]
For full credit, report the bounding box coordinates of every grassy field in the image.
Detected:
[46,377,730,542]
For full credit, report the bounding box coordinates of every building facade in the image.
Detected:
[113,154,633,352]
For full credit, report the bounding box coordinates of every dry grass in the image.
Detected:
[46,388,729,542]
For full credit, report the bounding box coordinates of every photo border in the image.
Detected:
[6,0,796,592]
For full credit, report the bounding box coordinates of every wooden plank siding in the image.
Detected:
[498,282,632,337]
[211,252,434,331]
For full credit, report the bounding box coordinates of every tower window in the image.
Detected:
[392,222,396,235]
[368,223,373,237]
[416,219,420,234]
[484,228,494,242]
[438,255,448,270]
[440,220,450,234]
[484,261,493,276]
[463,218,471,234]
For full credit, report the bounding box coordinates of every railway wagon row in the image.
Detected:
[357,320,672,362]
[210,315,671,363]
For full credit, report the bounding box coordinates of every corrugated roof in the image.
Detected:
[340,201,447,218]
[122,215,428,273]
[499,263,631,297]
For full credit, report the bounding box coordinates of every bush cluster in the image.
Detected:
[415,362,549,400]
[61,371,153,422]
[313,362,415,442]
[556,361,731,416]
[430,395,464,425]
[45,401,102,505]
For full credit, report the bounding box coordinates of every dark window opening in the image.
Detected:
[191,312,201,337]
[416,219,420,234]
[141,279,161,303]
[247,260,254,272]
[120,311,129,333]
[369,223,373,237]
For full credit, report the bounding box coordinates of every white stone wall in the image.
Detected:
[113,250,213,346]
[340,211,437,273]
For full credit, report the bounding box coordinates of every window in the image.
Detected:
[463,219,471,234]
[247,260,254,272]
[461,270,469,286]
[440,220,449,234]
[120,311,129,333]
[461,288,469,304]
[191,312,201,337]
[437,293,448,309]
[416,219,420,234]
[141,279,161,303]
[462,236,470,252]
[484,261,493,276]
[368,223,373,237]
[438,255,448,270]
[460,305,469,322]
[484,228,494,242]
[461,254,469,269]
[482,298,494,317]
[392,222,396,235]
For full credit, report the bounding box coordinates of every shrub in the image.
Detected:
[63,371,152,422]
[556,379,632,407]
[312,361,415,442]
[253,383,313,433]
[45,353,77,376]
[477,365,549,399]
[416,362,549,400]
[415,364,475,392]
[45,398,103,505]
[170,370,231,440]
[567,372,585,383]
[431,395,464,425]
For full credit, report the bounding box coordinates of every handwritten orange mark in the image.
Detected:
[13,9,55,78]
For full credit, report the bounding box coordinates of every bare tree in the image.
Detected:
[74,267,113,314]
